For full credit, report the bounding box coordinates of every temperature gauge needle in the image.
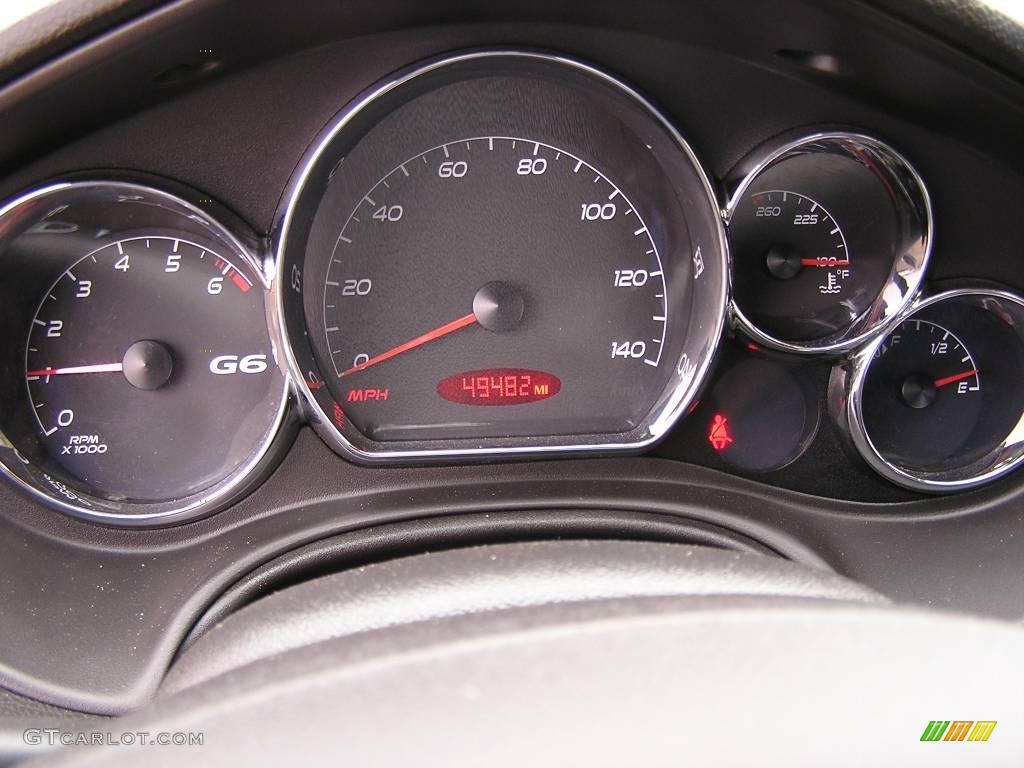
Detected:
[340,312,478,377]
[26,363,124,377]
[933,369,978,389]
[799,259,850,267]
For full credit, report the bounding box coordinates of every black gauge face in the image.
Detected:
[853,292,1024,485]
[728,136,929,349]
[24,236,276,500]
[862,319,983,469]
[279,52,727,458]
[0,182,287,522]
[322,137,669,441]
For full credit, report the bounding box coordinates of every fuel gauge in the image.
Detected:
[833,288,1024,492]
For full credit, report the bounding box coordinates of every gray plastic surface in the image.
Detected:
[31,594,1024,765]
[163,541,884,695]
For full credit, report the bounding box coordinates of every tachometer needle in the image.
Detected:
[26,363,124,378]
[340,312,478,377]
[933,369,978,389]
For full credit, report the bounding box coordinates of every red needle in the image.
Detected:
[340,312,478,377]
[800,259,850,267]
[933,369,978,389]
[26,363,123,377]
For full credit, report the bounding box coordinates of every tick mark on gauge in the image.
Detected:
[326,280,340,287]
[339,235,352,244]
[326,326,339,332]
[634,226,647,236]
[116,242,124,254]
[443,145,450,158]
[533,142,540,155]
[643,359,658,367]
[653,315,665,321]
[488,138,494,151]
[364,195,376,206]
[608,189,620,201]
[574,160,582,173]
[400,164,409,176]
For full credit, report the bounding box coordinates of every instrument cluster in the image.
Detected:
[0,50,1021,525]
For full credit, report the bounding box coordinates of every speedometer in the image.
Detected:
[277,51,727,460]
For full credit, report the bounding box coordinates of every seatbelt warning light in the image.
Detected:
[708,413,733,451]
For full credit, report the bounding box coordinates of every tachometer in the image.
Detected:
[0,181,289,524]
[276,51,728,461]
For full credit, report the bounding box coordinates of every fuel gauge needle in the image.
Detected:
[933,369,978,388]
[26,363,124,378]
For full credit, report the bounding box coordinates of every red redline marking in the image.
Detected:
[231,272,251,292]
[933,369,978,389]
[340,312,478,377]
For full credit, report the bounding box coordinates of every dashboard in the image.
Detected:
[2,0,1024,722]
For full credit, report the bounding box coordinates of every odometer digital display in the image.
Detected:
[437,369,561,406]
[277,51,728,460]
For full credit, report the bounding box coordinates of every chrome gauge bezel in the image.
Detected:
[832,288,1024,493]
[725,131,932,355]
[0,179,293,526]
[273,49,730,464]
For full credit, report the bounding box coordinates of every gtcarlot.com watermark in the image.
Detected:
[24,729,203,747]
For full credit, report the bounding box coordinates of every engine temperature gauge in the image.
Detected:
[727,132,931,354]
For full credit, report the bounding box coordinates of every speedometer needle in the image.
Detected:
[26,363,124,377]
[933,369,978,388]
[339,313,478,377]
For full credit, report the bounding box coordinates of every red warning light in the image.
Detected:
[708,413,733,451]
